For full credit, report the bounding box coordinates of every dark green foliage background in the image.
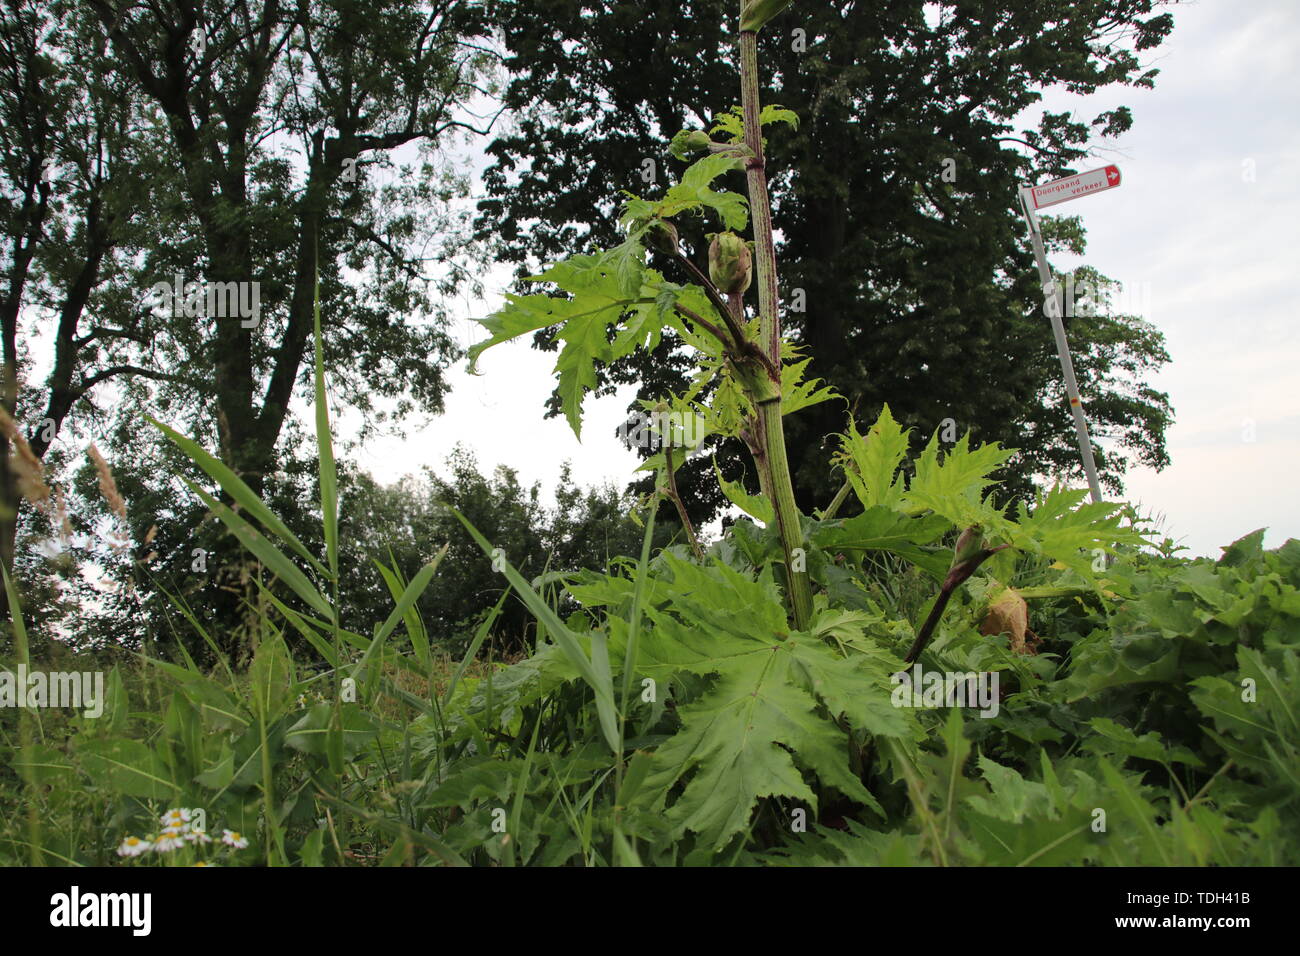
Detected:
[477,0,1175,518]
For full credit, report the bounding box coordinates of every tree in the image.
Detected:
[0,0,503,649]
[476,0,1177,520]
[0,0,174,622]
[85,0,495,489]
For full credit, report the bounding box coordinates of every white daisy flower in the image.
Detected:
[117,836,150,857]
[160,808,192,828]
[152,831,185,853]
[221,829,249,849]
[185,828,213,844]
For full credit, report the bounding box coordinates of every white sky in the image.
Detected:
[345,0,1300,558]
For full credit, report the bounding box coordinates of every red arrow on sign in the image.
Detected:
[1026,165,1122,210]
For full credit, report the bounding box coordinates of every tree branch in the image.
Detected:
[75,324,152,349]
[78,364,202,393]
[325,216,424,281]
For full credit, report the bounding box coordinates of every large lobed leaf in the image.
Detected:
[630,556,914,849]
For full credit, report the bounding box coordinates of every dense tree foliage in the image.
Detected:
[1,0,496,646]
[477,0,1177,520]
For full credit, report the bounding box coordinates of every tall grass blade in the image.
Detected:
[182,477,332,618]
[312,267,339,580]
[3,568,41,866]
[449,507,620,755]
[361,545,447,696]
[148,416,326,577]
[374,554,431,669]
[444,590,509,709]
[255,582,341,667]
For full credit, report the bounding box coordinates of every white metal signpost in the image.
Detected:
[1018,165,1122,504]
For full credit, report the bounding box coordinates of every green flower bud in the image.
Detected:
[642,218,679,256]
[684,131,712,150]
[950,525,984,569]
[670,129,714,160]
[708,232,752,294]
[741,0,794,32]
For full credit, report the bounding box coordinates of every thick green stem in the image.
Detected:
[758,401,811,626]
[739,22,812,630]
[739,31,780,364]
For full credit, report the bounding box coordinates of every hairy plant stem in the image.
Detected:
[673,252,777,377]
[902,547,1007,664]
[664,444,704,560]
[738,20,812,630]
[820,478,853,520]
[739,422,775,503]
[739,32,781,364]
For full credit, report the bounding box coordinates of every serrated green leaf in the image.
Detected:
[630,557,897,847]
[759,104,799,130]
[714,457,774,524]
[1083,717,1205,768]
[811,507,952,580]
[653,153,749,230]
[1010,485,1148,573]
[780,357,837,416]
[905,429,1013,525]
[643,652,822,850]
[841,405,910,510]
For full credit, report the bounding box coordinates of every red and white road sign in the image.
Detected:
[1025,165,1121,210]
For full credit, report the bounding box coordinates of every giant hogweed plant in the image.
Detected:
[452,0,1147,857]
[466,5,1141,661]
[469,96,821,623]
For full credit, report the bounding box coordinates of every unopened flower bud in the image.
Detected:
[641,218,679,256]
[951,525,985,569]
[708,232,752,294]
[670,129,714,160]
[741,0,794,32]
[684,131,711,150]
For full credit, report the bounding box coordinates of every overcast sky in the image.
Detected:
[345,0,1300,559]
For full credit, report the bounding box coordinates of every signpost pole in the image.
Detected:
[1018,186,1105,504]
